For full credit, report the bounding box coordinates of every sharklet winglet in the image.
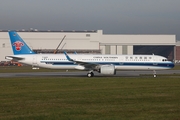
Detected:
[63,51,73,61]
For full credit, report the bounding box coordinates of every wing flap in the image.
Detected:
[74,61,99,69]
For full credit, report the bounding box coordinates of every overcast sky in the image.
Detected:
[0,0,180,40]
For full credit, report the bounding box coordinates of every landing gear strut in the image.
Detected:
[87,71,94,77]
[153,70,157,78]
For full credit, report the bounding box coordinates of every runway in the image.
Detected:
[0,70,180,78]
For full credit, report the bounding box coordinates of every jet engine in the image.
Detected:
[99,65,116,75]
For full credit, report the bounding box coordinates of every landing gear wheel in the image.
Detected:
[87,72,94,77]
[153,70,157,78]
[154,74,157,78]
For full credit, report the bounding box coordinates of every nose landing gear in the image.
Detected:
[87,71,94,77]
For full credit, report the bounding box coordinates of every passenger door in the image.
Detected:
[32,55,39,69]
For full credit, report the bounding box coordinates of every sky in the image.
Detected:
[0,0,180,40]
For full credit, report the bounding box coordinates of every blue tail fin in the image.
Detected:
[9,31,35,55]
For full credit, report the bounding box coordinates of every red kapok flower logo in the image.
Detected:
[13,41,24,51]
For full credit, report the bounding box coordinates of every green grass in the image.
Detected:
[0,77,180,120]
[172,64,180,70]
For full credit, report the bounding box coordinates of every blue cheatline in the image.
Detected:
[40,61,174,68]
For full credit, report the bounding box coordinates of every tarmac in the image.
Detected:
[0,70,179,78]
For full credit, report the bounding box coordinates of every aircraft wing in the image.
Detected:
[64,52,99,70]
[74,61,98,69]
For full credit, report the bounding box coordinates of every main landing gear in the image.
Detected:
[87,71,94,77]
[153,70,157,78]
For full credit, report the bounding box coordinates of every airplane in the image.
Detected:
[5,31,174,77]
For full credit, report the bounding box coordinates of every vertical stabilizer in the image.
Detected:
[9,31,35,55]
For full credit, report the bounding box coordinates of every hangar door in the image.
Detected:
[133,45,174,61]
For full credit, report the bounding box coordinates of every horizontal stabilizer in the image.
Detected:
[5,56,24,61]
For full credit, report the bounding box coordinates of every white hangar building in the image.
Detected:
[0,30,176,61]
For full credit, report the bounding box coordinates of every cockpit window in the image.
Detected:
[162,59,167,61]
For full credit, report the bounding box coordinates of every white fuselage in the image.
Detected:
[6,54,174,70]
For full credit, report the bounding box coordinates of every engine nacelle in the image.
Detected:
[75,65,85,70]
[99,65,116,75]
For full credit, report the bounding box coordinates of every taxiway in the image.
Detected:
[0,70,179,78]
